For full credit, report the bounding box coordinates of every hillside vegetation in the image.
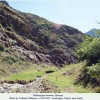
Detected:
[44,62,95,93]
[0,1,85,78]
[0,2,85,67]
[0,44,58,81]
[76,31,100,93]
[43,33,100,93]
[0,1,99,93]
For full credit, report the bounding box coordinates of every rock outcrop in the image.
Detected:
[0,0,10,7]
[0,1,85,67]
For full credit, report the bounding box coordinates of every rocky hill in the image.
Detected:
[0,1,85,67]
[86,28,97,36]
[0,0,10,7]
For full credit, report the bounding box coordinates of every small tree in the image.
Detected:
[76,30,100,65]
[76,28,100,86]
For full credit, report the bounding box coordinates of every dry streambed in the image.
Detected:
[0,75,46,93]
[0,74,57,93]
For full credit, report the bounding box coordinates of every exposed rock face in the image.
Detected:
[0,0,10,7]
[0,75,57,93]
[0,2,85,67]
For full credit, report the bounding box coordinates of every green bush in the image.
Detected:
[2,54,26,64]
[76,36,100,65]
[95,87,100,93]
[6,24,13,31]
[0,23,2,27]
[87,64,100,78]
[0,44,5,51]
[7,27,13,31]
[5,49,11,53]
[76,30,100,86]
[2,56,16,64]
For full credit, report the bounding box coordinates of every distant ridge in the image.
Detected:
[86,28,97,36]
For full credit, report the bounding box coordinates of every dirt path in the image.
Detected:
[0,74,77,93]
[62,86,76,93]
[17,74,47,93]
[0,74,47,93]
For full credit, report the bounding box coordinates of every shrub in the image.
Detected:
[0,23,2,27]
[87,64,100,78]
[2,54,26,64]
[6,24,13,31]
[0,44,5,51]
[76,30,100,87]
[2,56,16,64]
[76,36,100,65]
[7,27,13,31]
[95,87,100,93]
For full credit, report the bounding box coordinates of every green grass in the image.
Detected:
[6,63,58,82]
[6,70,44,81]
[0,48,97,93]
[0,48,58,82]
[45,62,95,93]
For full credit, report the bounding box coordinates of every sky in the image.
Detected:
[6,0,100,33]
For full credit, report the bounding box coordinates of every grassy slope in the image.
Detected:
[6,63,58,82]
[0,46,96,93]
[45,62,95,93]
[0,48,30,79]
[0,3,96,93]
[0,45,58,82]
